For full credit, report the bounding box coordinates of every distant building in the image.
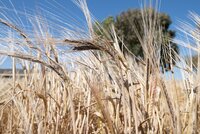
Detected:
[0,69,24,78]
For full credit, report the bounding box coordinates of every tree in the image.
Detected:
[93,16,115,40]
[95,8,179,72]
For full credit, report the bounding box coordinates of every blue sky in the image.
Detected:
[0,0,200,69]
[88,0,200,25]
[1,0,200,28]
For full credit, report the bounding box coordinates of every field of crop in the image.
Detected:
[0,0,200,134]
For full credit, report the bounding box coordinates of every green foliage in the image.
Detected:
[94,8,179,72]
[101,16,115,30]
[93,16,115,40]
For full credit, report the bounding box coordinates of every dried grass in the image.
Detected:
[0,0,199,134]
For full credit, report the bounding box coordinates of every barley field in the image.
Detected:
[0,0,200,134]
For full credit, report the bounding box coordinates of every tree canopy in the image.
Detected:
[94,8,179,72]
